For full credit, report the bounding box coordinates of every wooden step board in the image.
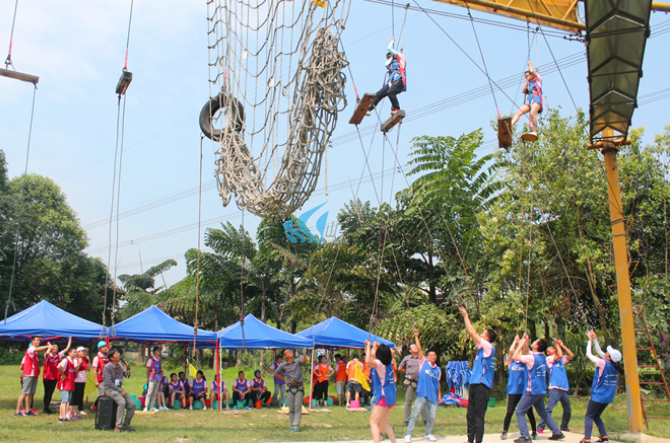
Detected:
[0,68,39,84]
[380,110,405,133]
[349,93,376,125]
[521,132,538,142]
[498,117,512,150]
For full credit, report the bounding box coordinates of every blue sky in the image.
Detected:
[1,1,669,290]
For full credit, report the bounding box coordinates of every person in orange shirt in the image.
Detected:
[313,355,335,407]
[334,354,348,406]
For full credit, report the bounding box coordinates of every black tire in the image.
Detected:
[199,93,245,141]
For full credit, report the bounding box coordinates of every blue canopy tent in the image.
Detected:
[216,314,310,349]
[296,317,395,349]
[0,300,105,341]
[108,305,217,345]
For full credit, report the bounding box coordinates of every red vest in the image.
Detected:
[96,353,109,383]
[59,358,76,392]
[43,352,61,381]
[22,348,40,378]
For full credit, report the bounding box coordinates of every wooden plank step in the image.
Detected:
[638,348,653,351]
[498,117,512,150]
[640,382,664,385]
[380,110,405,133]
[349,93,376,125]
[0,68,39,84]
[638,365,658,368]
[641,398,670,402]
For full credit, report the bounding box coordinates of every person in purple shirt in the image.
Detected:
[233,371,253,409]
[168,373,185,408]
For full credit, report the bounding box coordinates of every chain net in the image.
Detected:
[204,0,350,220]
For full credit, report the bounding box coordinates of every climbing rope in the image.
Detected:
[3,84,37,322]
[205,0,351,220]
[4,0,20,69]
[192,136,204,356]
[465,1,500,117]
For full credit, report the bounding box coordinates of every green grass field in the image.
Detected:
[0,365,668,443]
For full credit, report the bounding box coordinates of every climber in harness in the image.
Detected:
[511,61,542,140]
[369,37,406,116]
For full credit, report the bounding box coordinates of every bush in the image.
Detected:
[0,346,24,365]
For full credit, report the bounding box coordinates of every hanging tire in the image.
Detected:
[199,93,245,141]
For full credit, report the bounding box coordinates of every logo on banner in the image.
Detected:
[283,202,329,244]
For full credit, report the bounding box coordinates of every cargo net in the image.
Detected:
[204,0,350,220]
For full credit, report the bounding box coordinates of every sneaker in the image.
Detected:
[405,435,412,443]
[29,409,39,416]
[114,427,122,433]
[72,415,83,420]
[549,434,566,441]
[43,409,54,415]
[91,404,98,412]
[514,438,532,443]
[142,407,148,412]
[426,435,437,442]
[189,405,193,410]
[580,440,591,443]
[501,432,508,440]
[14,412,25,417]
[19,409,26,415]
[58,418,67,423]
[150,407,159,412]
[25,410,37,416]
[79,410,87,415]
[596,438,608,443]
[532,432,538,440]
[244,405,251,410]
[404,421,409,426]
[203,406,208,410]
[538,429,544,435]
[124,426,136,432]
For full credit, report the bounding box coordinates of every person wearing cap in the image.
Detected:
[511,61,543,137]
[92,340,109,397]
[511,332,565,443]
[72,346,90,417]
[582,331,624,443]
[369,36,407,117]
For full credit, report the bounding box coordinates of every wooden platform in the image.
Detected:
[0,68,39,84]
[349,93,376,125]
[521,132,538,142]
[498,117,512,150]
[381,110,405,133]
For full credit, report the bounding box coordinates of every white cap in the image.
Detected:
[76,346,87,352]
[607,346,622,363]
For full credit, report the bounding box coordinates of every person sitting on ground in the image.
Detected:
[404,329,442,443]
[15,336,50,417]
[169,373,185,408]
[270,354,286,407]
[539,338,574,434]
[369,36,407,117]
[42,338,70,415]
[346,355,363,407]
[72,346,89,418]
[179,371,192,397]
[512,332,565,443]
[190,370,208,410]
[460,306,498,443]
[511,61,543,137]
[334,354,348,407]
[102,347,135,433]
[57,346,81,422]
[251,369,272,408]
[233,371,253,409]
[211,373,230,409]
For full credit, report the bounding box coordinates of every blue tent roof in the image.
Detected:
[296,317,395,349]
[216,314,311,349]
[0,300,105,341]
[109,305,217,344]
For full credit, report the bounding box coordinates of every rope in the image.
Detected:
[110,93,128,330]
[124,0,134,71]
[465,2,500,118]
[3,84,37,322]
[240,209,246,350]
[192,136,204,356]
[4,0,19,69]
[411,0,520,111]
[207,0,351,220]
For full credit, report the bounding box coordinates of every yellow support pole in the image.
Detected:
[600,128,643,433]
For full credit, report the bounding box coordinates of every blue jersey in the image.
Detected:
[507,360,528,395]
[371,363,396,406]
[591,362,618,404]
[527,354,548,396]
[549,356,570,391]
[416,360,441,403]
[470,342,495,388]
